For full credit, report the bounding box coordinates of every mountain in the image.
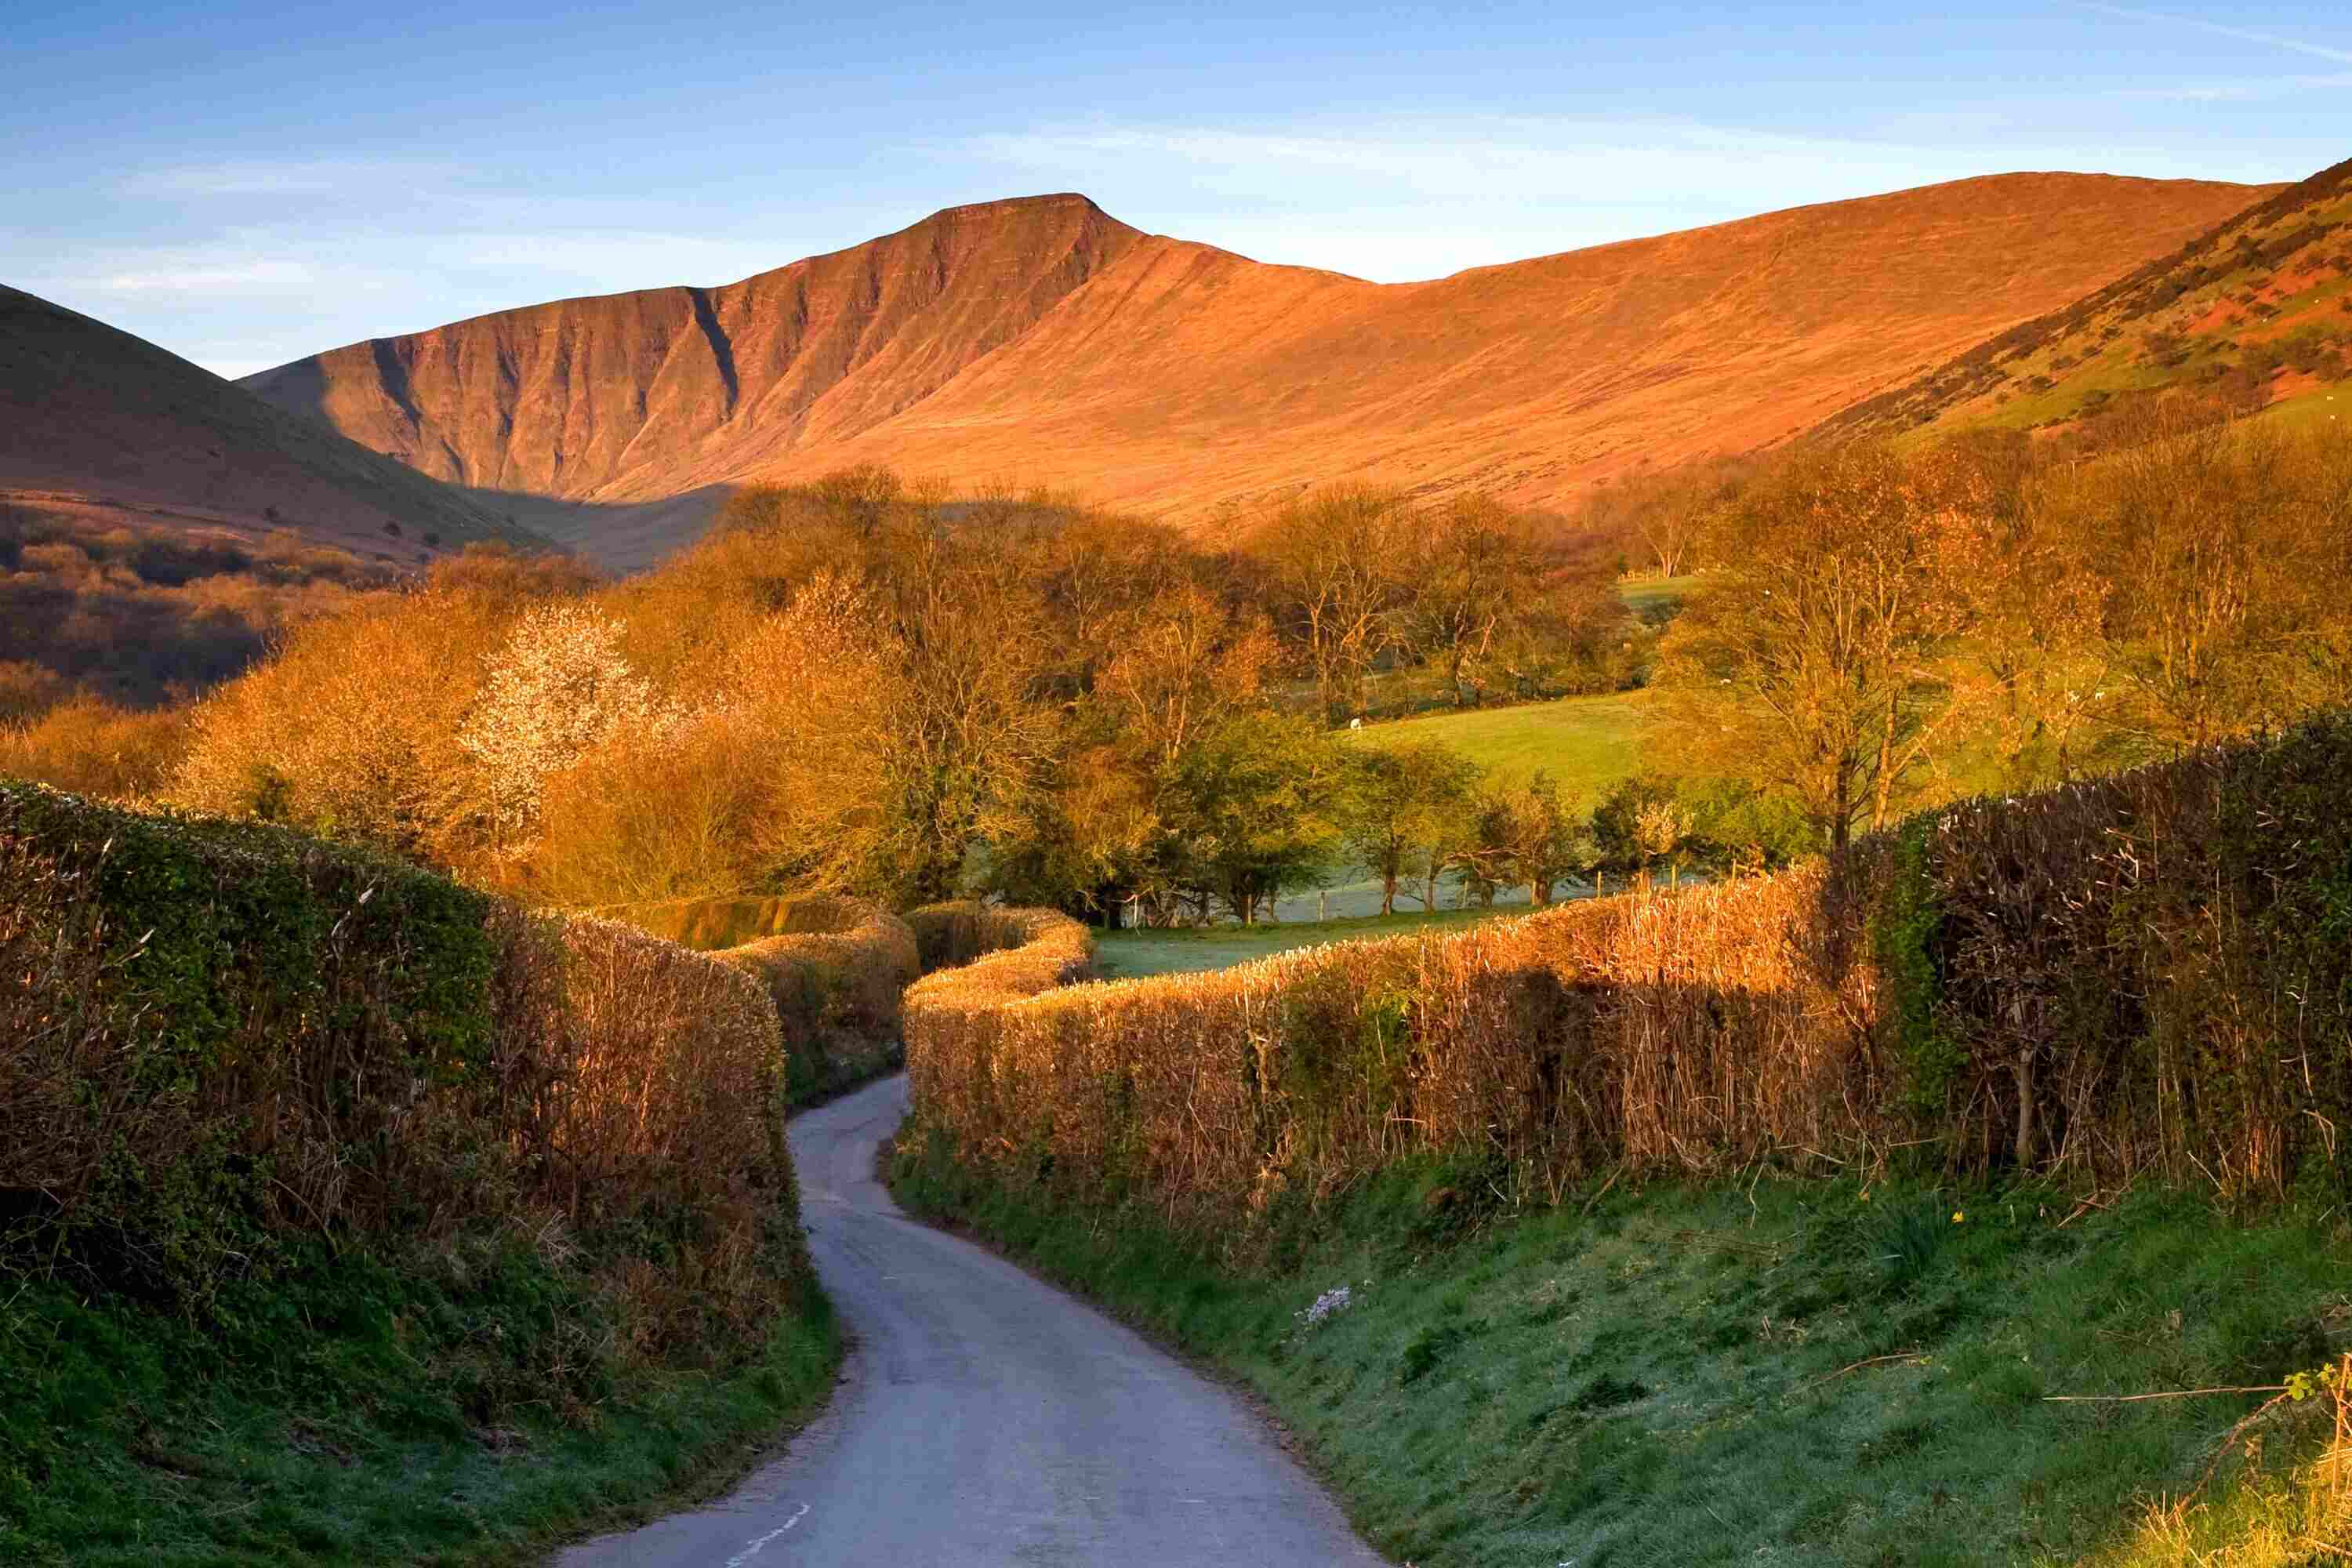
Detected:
[243,177,2277,568]
[0,285,546,561]
[1816,157,2352,441]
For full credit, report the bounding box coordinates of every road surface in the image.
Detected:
[556,1073,1385,1567]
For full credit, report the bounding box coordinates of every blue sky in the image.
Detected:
[7,2,2348,376]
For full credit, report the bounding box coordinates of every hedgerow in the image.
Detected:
[0,781,827,1563]
[901,713,2352,1254]
[613,893,922,1105]
[0,780,809,1345]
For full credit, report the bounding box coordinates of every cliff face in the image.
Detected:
[241,194,1147,503]
[241,176,2279,566]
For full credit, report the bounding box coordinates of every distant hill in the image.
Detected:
[0,285,547,564]
[242,177,2275,568]
[1816,156,2352,441]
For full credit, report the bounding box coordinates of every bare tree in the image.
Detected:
[1656,442,1998,850]
[1250,485,1413,720]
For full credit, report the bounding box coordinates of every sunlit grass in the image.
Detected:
[0,1251,840,1567]
[1094,906,1514,979]
[1348,687,1651,793]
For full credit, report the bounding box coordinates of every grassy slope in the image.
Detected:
[1819,158,2352,441]
[1095,907,1515,980]
[894,1149,2352,1568]
[1347,688,1652,794]
[1338,568,1690,794]
[915,865,2352,1565]
[1,1248,837,1567]
[1617,573,1704,621]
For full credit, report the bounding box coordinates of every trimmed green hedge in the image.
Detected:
[0,781,808,1317]
[0,780,522,1301]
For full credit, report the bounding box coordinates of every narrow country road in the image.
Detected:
[556,1074,1386,1567]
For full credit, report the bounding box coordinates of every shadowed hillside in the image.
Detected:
[244,176,2271,567]
[0,285,547,559]
[1818,154,2352,439]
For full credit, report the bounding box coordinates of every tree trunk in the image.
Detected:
[1871,690,1899,833]
[1381,869,1397,916]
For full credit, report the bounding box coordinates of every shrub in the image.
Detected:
[606,892,921,1106]
[0,697,189,800]
[710,902,919,1036]
[0,505,392,710]
[902,902,1097,1134]
[706,899,920,1106]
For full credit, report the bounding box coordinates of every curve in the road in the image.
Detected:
[556,1073,1386,1567]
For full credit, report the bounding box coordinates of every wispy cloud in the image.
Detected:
[2081,4,2352,67]
[2131,70,2352,103]
[82,256,314,296]
[120,158,459,199]
[962,116,2214,278]
[967,117,2176,205]
[447,230,801,285]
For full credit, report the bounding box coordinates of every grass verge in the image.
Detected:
[892,1137,2352,1566]
[0,1241,839,1567]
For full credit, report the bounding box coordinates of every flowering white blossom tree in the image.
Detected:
[460,604,659,850]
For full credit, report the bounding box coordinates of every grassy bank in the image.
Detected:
[892,1142,2352,1566]
[0,1244,838,1567]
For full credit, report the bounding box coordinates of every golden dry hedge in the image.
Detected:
[613,893,922,1104]
[901,714,2352,1243]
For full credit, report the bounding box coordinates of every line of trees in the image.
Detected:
[86,472,1641,920]
[1650,394,2352,851]
[13,387,2348,921]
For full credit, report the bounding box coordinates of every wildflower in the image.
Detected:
[1297,1285,1354,1327]
[1951,1210,1965,1225]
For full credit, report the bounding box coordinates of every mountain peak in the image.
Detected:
[924,191,1109,220]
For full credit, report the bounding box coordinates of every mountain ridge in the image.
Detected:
[239,173,2283,567]
[242,193,1153,509]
